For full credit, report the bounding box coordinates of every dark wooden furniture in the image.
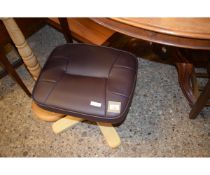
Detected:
[47,18,115,45]
[189,62,210,118]
[58,18,73,43]
[92,18,210,118]
[0,46,31,97]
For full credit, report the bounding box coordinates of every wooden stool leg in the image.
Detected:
[52,116,84,134]
[32,101,64,122]
[97,122,121,148]
[189,79,210,119]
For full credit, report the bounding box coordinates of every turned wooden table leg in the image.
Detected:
[173,49,197,107]
[1,18,41,80]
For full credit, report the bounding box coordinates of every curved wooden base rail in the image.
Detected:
[32,101,121,148]
[173,49,197,107]
[1,18,41,80]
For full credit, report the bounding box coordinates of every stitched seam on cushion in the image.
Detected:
[107,53,120,79]
[106,62,138,120]
[32,49,58,94]
[104,78,107,118]
[107,68,136,96]
[39,79,57,83]
[42,57,68,103]
[113,65,136,71]
[105,53,120,117]
[43,73,65,103]
[109,91,129,98]
[64,72,108,79]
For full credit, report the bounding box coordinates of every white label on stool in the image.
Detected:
[90,101,102,107]
[107,101,121,113]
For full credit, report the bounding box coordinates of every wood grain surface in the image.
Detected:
[112,18,210,39]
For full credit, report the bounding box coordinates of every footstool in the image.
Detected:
[32,43,138,148]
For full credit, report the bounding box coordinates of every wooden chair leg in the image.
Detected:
[0,47,31,97]
[1,18,41,80]
[189,79,210,119]
[31,101,64,122]
[97,122,121,148]
[58,18,73,43]
[52,115,84,134]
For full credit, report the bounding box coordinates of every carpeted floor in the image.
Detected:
[0,25,209,157]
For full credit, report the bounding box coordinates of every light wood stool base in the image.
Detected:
[32,103,121,148]
[97,122,121,148]
[52,115,84,134]
[32,101,64,122]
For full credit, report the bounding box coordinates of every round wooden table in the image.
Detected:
[92,18,210,106]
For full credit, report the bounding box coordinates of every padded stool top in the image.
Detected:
[32,44,138,124]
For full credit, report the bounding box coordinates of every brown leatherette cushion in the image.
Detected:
[32,43,138,123]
